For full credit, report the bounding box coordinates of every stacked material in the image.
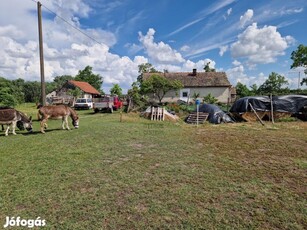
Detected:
[230,95,307,121]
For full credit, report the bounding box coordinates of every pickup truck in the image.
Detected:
[93,96,123,113]
[74,98,93,110]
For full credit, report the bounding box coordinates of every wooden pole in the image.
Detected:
[37,1,46,106]
[270,94,274,124]
[249,103,265,126]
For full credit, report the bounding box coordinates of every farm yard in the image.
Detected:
[0,103,306,229]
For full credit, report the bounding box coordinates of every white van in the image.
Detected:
[74,98,93,110]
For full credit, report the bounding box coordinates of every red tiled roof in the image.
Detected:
[68,80,101,95]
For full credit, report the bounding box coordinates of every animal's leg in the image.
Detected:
[65,116,70,130]
[5,125,10,136]
[62,117,65,129]
[11,121,17,135]
[37,111,41,121]
[40,119,47,133]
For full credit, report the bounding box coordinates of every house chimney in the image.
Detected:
[192,69,197,76]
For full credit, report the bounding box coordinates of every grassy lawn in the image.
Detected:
[0,103,306,229]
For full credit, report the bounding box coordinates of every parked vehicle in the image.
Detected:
[74,98,93,110]
[93,96,123,113]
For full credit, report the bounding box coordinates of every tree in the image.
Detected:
[11,78,25,104]
[110,84,122,96]
[127,82,143,111]
[67,88,82,98]
[204,62,216,72]
[75,66,103,92]
[290,44,307,85]
[53,75,74,89]
[137,63,159,83]
[0,77,25,105]
[250,84,259,96]
[203,93,218,104]
[258,72,289,95]
[236,82,251,98]
[192,92,200,102]
[141,74,183,103]
[23,81,41,103]
[0,88,17,107]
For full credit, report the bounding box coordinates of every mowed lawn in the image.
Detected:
[0,104,306,229]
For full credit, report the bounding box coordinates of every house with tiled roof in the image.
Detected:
[142,69,233,103]
[57,80,101,98]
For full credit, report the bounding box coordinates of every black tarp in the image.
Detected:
[229,96,270,113]
[196,104,234,124]
[230,95,307,120]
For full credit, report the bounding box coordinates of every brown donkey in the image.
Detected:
[38,105,79,133]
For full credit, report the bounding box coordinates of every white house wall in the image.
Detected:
[160,87,230,103]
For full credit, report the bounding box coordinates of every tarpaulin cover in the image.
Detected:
[230,95,307,114]
[197,104,234,124]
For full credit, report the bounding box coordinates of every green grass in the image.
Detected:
[0,104,306,229]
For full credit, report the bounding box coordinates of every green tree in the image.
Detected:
[204,62,216,72]
[236,82,251,98]
[110,84,122,96]
[11,78,25,104]
[75,66,103,91]
[258,72,289,95]
[290,44,307,85]
[23,81,41,103]
[0,77,24,105]
[0,87,17,107]
[141,74,183,103]
[67,88,82,98]
[137,63,159,83]
[127,82,143,111]
[192,92,200,102]
[53,75,74,89]
[203,93,218,104]
[250,84,259,96]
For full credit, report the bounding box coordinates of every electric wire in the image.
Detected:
[30,0,105,46]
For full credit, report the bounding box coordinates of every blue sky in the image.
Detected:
[0,0,306,93]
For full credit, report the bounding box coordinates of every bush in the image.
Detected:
[0,91,17,107]
[166,103,180,113]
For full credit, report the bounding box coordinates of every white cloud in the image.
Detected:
[239,9,253,28]
[0,0,140,93]
[227,8,233,16]
[226,65,248,85]
[219,45,228,56]
[223,8,232,20]
[232,60,241,66]
[124,43,143,55]
[138,28,185,64]
[230,23,293,64]
[180,45,190,52]
[280,7,303,15]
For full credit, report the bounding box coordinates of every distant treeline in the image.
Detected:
[0,77,57,106]
[0,66,103,107]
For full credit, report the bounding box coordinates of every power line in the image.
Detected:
[30,0,106,47]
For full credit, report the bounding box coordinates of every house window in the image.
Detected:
[182,92,188,97]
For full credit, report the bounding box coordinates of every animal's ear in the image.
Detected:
[29,116,32,121]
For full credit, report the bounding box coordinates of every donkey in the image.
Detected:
[38,105,79,133]
[0,108,33,136]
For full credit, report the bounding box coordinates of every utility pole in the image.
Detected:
[298,71,301,90]
[37,1,46,106]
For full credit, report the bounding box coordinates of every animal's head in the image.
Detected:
[72,116,79,129]
[24,116,33,132]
